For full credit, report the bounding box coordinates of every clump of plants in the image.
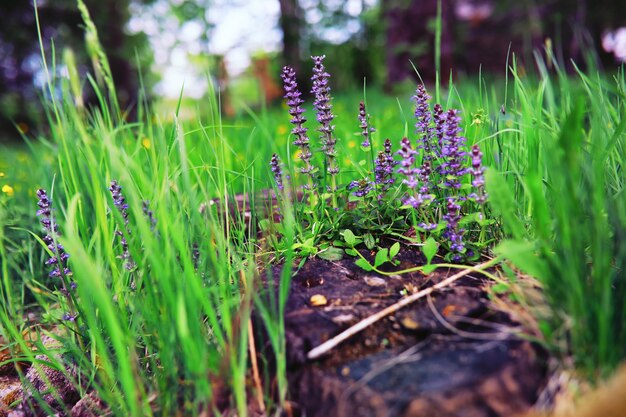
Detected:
[270,56,493,263]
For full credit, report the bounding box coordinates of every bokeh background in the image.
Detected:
[1,0,625,140]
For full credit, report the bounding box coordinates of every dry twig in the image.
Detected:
[307,259,497,360]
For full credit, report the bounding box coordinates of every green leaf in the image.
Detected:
[258,219,271,232]
[318,247,344,261]
[364,233,375,249]
[374,248,389,267]
[494,240,548,279]
[557,95,584,171]
[342,229,356,247]
[389,242,401,259]
[459,212,481,225]
[491,282,510,294]
[422,264,437,274]
[345,248,357,257]
[422,237,438,263]
[355,258,374,271]
[485,168,526,240]
[526,173,551,241]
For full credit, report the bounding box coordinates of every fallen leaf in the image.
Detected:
[400,316,420,330]
[310,294,328,307]
[363,276,386,287]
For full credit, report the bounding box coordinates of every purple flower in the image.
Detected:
[142,200,157,231]
[413,84,434,158]
[443,197,465,261]
[281,66,314,180]
[440,109,468,189]
[192,242,200,270]
[62,313,77,321]
[311,55,338,177]
[270,153,284,191]
[36,189,73,282]
[348,179,373,198]
[397,137,433,208]
[374,138,396,200]
[358,101,375,148]
[397,137,419,189]
[412,84,437,196]
[417,161,433,194]
[468,144,488,204]
[433,103,445,160]
[109,180,135,270]
[418,222,438,231]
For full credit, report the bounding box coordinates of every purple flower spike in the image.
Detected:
[348,179,373,198]
[468,144,488,204]
[418,222,438,231]
[440,109,468,189]
[270,153,285,191]
[358,101,375,148]
[109,180,135,271]
[397,137,419,189]
[142,200,157,231]
[397,137,432,208]
[443,197,465,261]
[311,55,338,177]
[281,66,314,181]
[433,103,445,159]
[374,138,397,200]
[412,84,433,158]
[37,189,73,283]
[417,161,433,194]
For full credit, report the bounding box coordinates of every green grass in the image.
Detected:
[488,59,626,377]
[0,4,625,415]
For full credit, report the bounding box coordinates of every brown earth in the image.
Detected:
[258,242,550,417]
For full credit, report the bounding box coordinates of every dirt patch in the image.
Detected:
[260,243,549,417]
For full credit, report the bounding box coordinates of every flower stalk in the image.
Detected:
[281,66,315,191]
[311,55,338,208]
[109,180,136,271]
[374,138,396,200]
[36,188,78,321]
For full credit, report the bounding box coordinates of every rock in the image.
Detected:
[5,335,79,417]
[0,377,22,417]
[70,391,107,417]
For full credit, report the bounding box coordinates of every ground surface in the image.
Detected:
[263,243,549,417]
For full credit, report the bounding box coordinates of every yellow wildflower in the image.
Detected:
[348,140,356,149]
[0,172,4,177]
[277,125,288,135]
[2,185,14,197]
[142,137,151,149]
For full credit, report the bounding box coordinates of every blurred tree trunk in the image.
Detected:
[382,0,455,89]
[104,0,136,118]
[278,0,308,90]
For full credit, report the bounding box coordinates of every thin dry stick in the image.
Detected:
[239,270,265,412]
[306,259,498,360]
[248,320,266,413]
